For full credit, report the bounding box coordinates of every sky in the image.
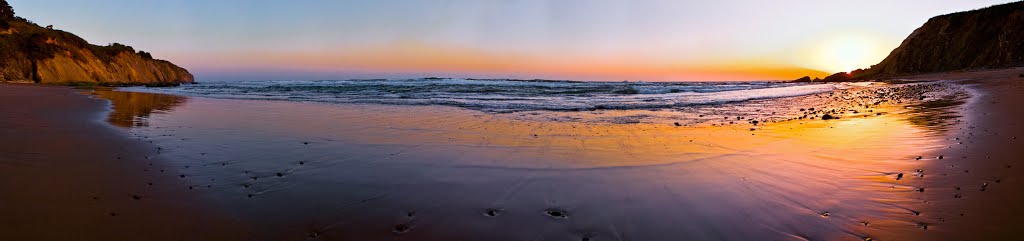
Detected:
[8,0,1016,81]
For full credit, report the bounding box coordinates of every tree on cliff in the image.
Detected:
[0,0,14,29]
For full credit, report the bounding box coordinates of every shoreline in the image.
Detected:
[0,84,250,240]
[1,68,1022,240]
[899,69,1024,240]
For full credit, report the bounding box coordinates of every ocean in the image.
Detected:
[123,78,842,113]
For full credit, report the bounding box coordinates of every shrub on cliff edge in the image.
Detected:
[0,0,14,29]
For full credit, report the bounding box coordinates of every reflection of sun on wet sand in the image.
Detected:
[76,76,1013,240]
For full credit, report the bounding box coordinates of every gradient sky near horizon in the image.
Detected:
[8,0,1016,81]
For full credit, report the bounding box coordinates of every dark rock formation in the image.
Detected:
[857,1,1024,79]
[0,0,192,85]
[821,72,850,82]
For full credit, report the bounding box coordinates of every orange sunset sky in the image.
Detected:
[9,0,1016,81]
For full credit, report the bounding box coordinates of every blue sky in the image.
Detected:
[9,0,1015,81]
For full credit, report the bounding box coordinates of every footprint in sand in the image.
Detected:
[545,209,568,219]
[393,223,412,234]
[484,208,502,217]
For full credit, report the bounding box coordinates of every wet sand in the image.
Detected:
[2,69,1023,240]
[875,69,1024,240]
[0,85,250,240]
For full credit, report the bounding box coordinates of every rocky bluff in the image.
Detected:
[0,0,192,85]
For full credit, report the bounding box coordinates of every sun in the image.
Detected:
[808,34,890,74]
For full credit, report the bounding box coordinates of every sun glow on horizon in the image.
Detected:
[10,0,1013,81]
[804,33,892,74]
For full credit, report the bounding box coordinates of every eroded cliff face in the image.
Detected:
[859,1,1024,78]
[0,0,193,85]
[33,48,194,85]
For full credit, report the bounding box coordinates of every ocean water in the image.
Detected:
[124,79,842,112]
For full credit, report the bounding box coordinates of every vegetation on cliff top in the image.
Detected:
[0,0,12,27]
[1,19,153,63]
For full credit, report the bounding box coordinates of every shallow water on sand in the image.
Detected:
[90,84,965,241]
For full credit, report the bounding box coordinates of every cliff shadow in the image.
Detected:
[90,89,187,128]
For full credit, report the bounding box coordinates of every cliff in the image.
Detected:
[0,0,193,85]
[793,1,1024,82]
[859,1,1024,79]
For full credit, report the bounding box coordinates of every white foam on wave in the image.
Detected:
[123,79,840,112]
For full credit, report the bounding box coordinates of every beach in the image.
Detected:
[0,85,250,240]
[1,69,1022,240]
[882,69,1024,240]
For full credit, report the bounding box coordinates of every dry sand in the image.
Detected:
[0,85,250,240]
